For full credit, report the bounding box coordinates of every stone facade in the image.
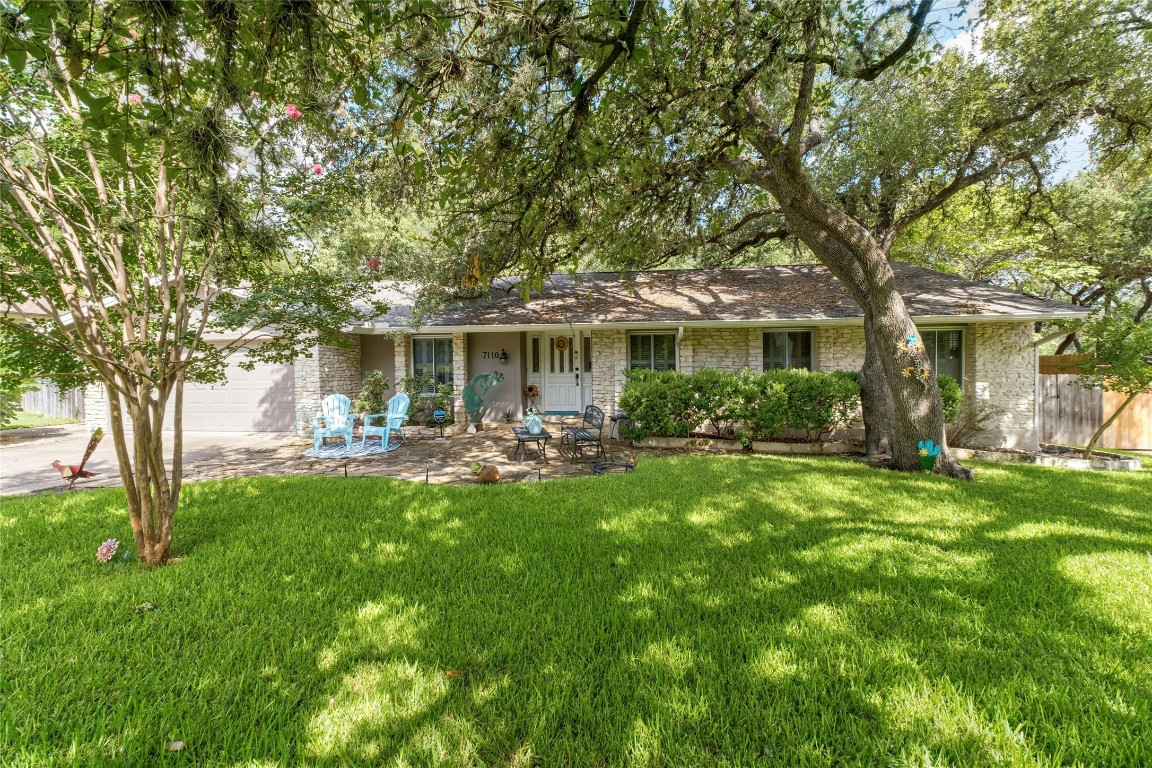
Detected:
[452,331,468,423]
[581,320,1038,450]
[591,329,627,416]
[813,325,867,373]
[967,321,1037,449]
[681,327,752,374]
[293,334,363,438]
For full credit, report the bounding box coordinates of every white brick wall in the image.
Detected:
[293,334,363,437]
[968,321,1037,449]
[591,329,627,415]
[813,325,866,373]
[452,331,468,423]
[682,327,751,373]
[392,333,409,388]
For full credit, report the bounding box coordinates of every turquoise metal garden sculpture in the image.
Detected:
[463,371,504,424]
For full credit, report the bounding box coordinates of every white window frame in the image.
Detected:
[627,331,678,371]
[411,335,454,394]
[762,328,814,371]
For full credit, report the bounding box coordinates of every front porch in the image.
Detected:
[352,329,612,429]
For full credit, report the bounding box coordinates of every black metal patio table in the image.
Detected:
[512,426,551,463]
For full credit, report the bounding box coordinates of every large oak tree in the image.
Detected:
[362,0,1150,476]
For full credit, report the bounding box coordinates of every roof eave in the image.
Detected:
[349,309,1087,334]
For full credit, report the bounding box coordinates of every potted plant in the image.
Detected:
[355,371,390,428]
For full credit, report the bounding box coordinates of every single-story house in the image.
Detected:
[81,263,1088,449]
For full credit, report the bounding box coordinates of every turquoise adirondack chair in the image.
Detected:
[362,392,410,448]
[312,394,355,450]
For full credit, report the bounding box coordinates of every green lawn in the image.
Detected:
[2,456,1150,767]
[2,412,78,430]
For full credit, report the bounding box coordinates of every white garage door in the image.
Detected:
[169,356,296,433]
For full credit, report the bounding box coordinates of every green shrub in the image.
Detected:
[619,369,697,440]
[354,370,391,424]
[742,373,790,441]
[619,367,861,443]
[691,368,747,436]
[398,376,455,426]
[937,375,963,423]
[751,368,861,442]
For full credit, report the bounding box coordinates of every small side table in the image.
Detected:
[513,426,551,463]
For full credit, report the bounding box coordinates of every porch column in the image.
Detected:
[452,332,468,424]
[591,329,626,416]
[293,334,362,438]
[393,333,409,389]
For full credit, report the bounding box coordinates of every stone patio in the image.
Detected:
[1,423,635,495]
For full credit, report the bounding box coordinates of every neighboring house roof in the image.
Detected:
[354,263,1089,332]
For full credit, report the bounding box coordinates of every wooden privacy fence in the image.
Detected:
[1039,355,1152,450]
[19,379,84,421]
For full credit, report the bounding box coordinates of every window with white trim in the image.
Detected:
[411,337,453,393]
[763,330,813,370]
[922,329,964,381]
[628,333,677,371]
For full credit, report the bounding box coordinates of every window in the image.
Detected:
[628,333,677,371]
[530,337,540,373]
[763,330,813,370]
[922,329,964,381]
[582,335,592,373]
[411,337,453,393]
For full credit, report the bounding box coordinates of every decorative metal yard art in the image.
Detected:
[463,371,505,429]
[917,439,942,471]
[898,333,932,383]
[433,410,448,441]
[523,384,540,412]
[52,427,104,490]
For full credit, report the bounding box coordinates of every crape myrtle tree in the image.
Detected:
[362,0,1150,476]
[0,2,409,565]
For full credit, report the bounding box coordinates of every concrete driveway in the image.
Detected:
[0,425,299,496]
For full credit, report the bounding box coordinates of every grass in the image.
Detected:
[2,412,78,430]
[1,455,1150,767]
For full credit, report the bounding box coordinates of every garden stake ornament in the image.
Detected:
[917,439,942,471]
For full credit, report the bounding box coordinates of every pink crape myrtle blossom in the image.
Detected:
[127,93,142,106]
[367,256,380,271]
[97,539,119,563]
[285,103,303,119]
[312,163,323,175]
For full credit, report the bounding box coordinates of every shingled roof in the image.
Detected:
[359,263,1086,330]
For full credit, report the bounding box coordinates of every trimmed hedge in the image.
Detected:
[620,368,861,443]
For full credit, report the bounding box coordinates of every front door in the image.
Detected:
[544,333,581,412]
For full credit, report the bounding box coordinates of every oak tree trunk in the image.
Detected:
[761,158,972,478]
[859,319,894,457]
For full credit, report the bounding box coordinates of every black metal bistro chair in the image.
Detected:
[560,405,606,462]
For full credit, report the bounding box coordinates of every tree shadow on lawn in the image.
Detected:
[2,457,1150,766]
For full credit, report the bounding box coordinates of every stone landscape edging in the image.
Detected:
[951,445,1143,471]
[636,436,863,455]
